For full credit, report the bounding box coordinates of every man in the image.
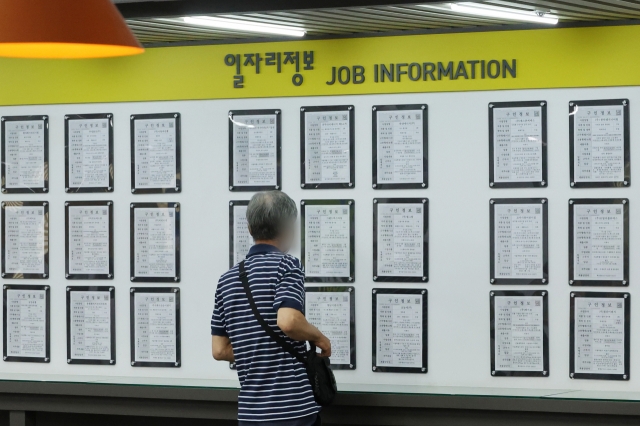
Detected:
[211,191,331,426]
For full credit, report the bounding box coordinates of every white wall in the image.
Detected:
[0,85,638,395]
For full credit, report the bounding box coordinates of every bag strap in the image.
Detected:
[239,260,307,365]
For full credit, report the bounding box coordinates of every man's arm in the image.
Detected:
[212,335,235,362]
[277,307,331,357]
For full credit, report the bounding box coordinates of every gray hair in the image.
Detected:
[246,191,298,241]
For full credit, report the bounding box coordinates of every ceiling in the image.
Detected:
[113,1,640,45]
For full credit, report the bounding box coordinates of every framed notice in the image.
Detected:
[490,198,548,285]
[301,199,355,283]
[65,113,114,193]
[2,201,49,279]
[65,201,114,280]
[570,292,630,380]
[66,286,115,365]
[490,290,549,377]
[373,198,428,282]
[569,198,629,286]
[1,115,49,194]
[130,113,181,194]
[300,105,355,189]
[228,109,281,192]
[488,101,547,188]
[3,284,50,363]
[130,287,181,367]
[305,286,356,370]
[372,104,428,189]
[372,288,427,373]
[570,99,630,188]
[229,200,252,268]
[130,202,181,283]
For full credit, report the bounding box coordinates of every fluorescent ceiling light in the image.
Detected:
[448,3,558,25]
[183,16,306,37]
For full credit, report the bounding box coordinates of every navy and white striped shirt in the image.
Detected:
[211,244,320,422]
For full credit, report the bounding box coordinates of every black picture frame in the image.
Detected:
[568,198,629,287]
[66,286,116,365]
[305,286,356,370]
[229,200,250,268]
[1,201,49,279]
[372,288,427,374]
[1,115,49,194]
[130,113,182,194]
[373,198,428,282]
[569,291,630,381]
[130,202,181,283]
[490,290,549,377]
[130,287,181,368]
[64,113,115,193]
[569,99,630,188]
[488,101,547,188]
[65,201,114,280]
[301,199,355,283]
[490,198,549,285]
[3,284,50,363]
[300,105,355,189]
[372,104,428,190]
[228,109,282,192]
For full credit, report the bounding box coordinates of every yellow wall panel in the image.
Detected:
[0,25,638,105]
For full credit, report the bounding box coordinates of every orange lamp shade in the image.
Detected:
[0,0,144,58]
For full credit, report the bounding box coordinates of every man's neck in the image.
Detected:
[254,240,282,251]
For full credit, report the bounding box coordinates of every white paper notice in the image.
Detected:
[574,105,625,182]
[493,107,543,182]
[376,293,423,368]
[494,296,544,372]
[4,205,46,274]
[232,114,278,187]
[69,291,111,360]
[134,207,177,278]
[573,204,624,281]
[306,291,351,365]
[6,289,47,358]
[233,205,252,265]
[494,203,544,279]
[134,292,177,363]
[68,118,110,188]
[134,118,177,189]
[68,206,110,275]
[304,204,350,277]
[377,203,424,277]
[304,111,350,184]
[574,297,625,375]
[4,120,46,189]
[376,110,423,184]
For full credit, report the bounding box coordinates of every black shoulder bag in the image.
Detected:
[239,260,337,406]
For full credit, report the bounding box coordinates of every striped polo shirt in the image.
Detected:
[211,244,319,422]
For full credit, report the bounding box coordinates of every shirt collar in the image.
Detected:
[247,243,282,257]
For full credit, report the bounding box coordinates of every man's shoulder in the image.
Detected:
[218,265,240,286]
[280,253,303,271]
[248,252,301,269]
